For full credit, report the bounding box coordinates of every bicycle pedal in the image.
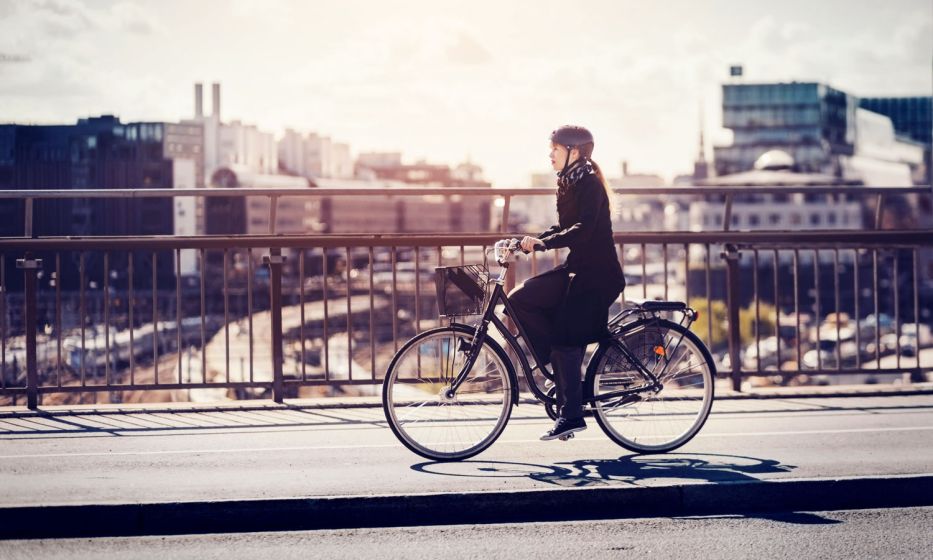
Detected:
[558,433,575,441]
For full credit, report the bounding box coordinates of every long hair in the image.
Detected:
[574,140,617,216]
[589,159,618,216]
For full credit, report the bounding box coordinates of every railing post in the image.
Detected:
[722,244,742,392]
[24,198,34,238]
[499,195,511,233]
[264,249,286,404]
[17,254,42,409]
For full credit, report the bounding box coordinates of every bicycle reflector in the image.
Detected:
[654,345,666,357]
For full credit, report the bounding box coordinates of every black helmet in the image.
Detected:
[551,125,594,173]
[550,125,594,150]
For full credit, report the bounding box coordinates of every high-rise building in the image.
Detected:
[714,81,925,186]
[0,115,201,288]
[859,96,932,185]
[184,83,277,178]
[714,82,856,177]
[278,130,353,180]
[859,97,932,146]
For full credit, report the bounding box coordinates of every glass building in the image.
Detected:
[859,97,932,186]
[859,97,932,146]
[0,116,197,290]
[714,82,857,176]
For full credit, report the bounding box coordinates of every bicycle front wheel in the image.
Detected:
[382,325,514,461]
[588,318,714,453]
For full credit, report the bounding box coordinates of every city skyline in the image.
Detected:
[0,0,930,186]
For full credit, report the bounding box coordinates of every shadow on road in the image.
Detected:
[412,452,796,487]
[672,512,841,525]
[411,453,841,524]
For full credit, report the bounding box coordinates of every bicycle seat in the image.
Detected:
[626,299,687,312]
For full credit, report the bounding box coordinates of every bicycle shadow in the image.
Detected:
[411,453,837,525]
[411,452,795,487]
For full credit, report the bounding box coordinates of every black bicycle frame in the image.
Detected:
[447,280,552,403]
[448,277,671,406]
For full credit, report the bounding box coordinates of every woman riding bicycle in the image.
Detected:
[509,125,626,441]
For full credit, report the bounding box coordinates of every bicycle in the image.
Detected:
[382,239,716,461]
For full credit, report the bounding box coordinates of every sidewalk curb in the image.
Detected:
[2,474,932,539]
[2,386,931,417]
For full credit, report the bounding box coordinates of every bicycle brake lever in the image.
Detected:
[513,238,546,255]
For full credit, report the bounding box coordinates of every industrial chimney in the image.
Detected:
[194,83,203,118]
[212,83,221,121]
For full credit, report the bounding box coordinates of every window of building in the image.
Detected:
[810,214,821,226]
[731,214,740,226]
[828,213,837,225]
[790,213,802,225]
[714,214,723,226]
[769,213,780,225]
[749,214,760,226]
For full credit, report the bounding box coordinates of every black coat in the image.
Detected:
[537,172,625,346]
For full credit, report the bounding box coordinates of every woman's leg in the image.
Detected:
[541,344,588,440]
[550,345,585,420]
[506,270,569,366]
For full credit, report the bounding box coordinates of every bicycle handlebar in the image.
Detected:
[493,238,545,265]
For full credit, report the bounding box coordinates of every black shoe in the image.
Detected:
[540,416,587,441]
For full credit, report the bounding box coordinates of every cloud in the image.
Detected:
[446,33,493,65]
[0,0,928,186]
[111,2,159,35]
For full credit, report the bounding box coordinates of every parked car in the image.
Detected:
[802,338,859,370]
[742,336,780,370]
[899,323,931,357]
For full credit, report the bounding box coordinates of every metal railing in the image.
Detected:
[0,186,931,408]
[2,185,930,237]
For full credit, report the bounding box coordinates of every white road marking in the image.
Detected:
[1,425,933,460]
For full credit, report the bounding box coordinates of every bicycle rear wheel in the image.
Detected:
[588,318,714,453]
[382,324,514,461]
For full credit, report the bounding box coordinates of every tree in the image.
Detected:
[688,299,728,350]
[688,299,777,349]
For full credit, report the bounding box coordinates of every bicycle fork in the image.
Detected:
[442,324,487,399]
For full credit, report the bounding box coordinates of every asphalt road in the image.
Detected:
[3,507,931,560]
[1,395,931,507]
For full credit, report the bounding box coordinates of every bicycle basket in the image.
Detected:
[434,264,489,317]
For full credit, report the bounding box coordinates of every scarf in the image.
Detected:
[556,159,595,192]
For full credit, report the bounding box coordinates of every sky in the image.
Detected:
[0,0,930,186]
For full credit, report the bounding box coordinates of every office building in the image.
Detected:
[185,83,277,178]
[0,115,202,288]
[714,82,924,186]
[355,153,491,188]
[278,130,353,180]
[859,96,932,185]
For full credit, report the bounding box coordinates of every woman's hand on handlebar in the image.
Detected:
[519,236,546,253]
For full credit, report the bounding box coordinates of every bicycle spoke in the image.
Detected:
[592,320,713,453]
[384,327,512,460]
